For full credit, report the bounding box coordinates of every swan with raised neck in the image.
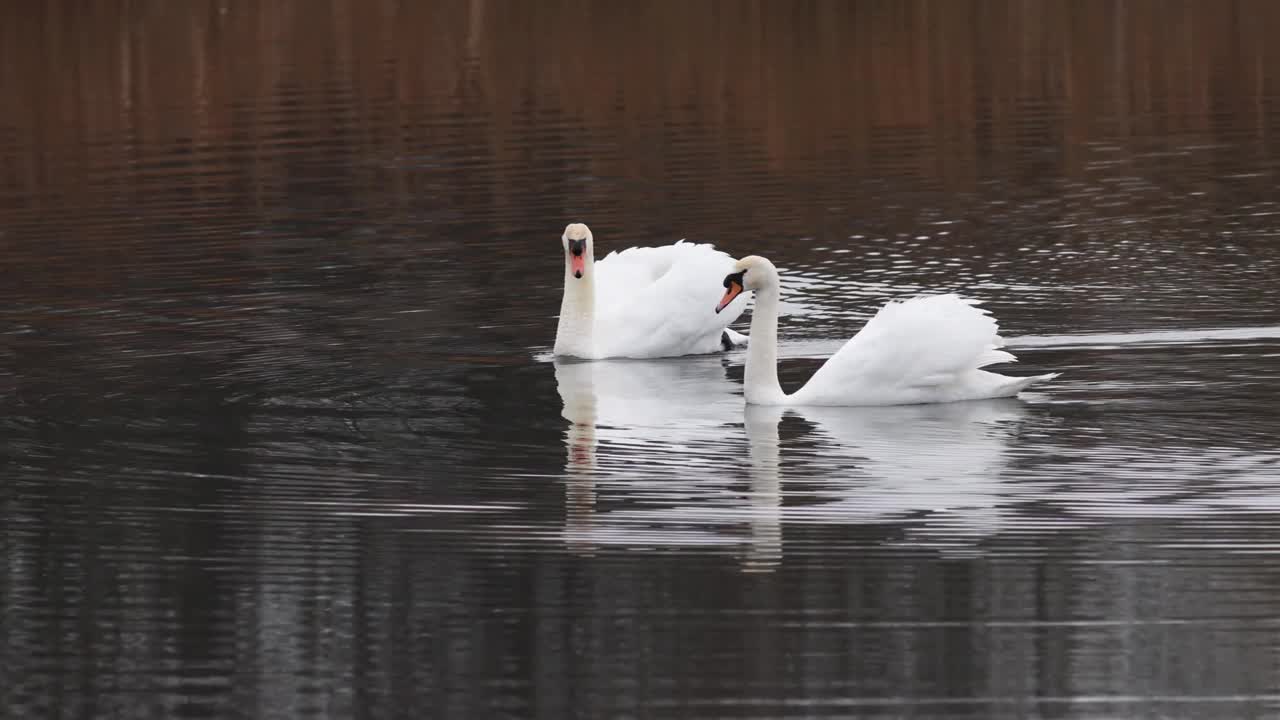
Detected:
[554,222,596,358]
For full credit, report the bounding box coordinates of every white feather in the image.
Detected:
[732,255,1058,406]
[554,225,749,359]
[794,294,1056,405]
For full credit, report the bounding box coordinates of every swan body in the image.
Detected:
[715,255,1058,406]
[554,223,749,359]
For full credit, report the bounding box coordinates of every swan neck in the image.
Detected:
[744,286,786,404]
[555,262,595,358]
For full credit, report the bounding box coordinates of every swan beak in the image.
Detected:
[716,281,743,314]
[568,238,587,278]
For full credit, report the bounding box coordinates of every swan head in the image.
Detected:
[562,223,593,279]
[716,255,777,313]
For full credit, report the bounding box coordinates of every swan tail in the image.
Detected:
[721,328,749,350]
[799,294,1060,405]
[977,347,1017,367]
[984,371,1061,398]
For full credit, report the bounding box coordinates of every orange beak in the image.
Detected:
[716,281,743,314]
[567,237,588,278]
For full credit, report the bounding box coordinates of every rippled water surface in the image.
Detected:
[5,2,1280,718]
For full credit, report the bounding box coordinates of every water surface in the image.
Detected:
[4,2,1280,718]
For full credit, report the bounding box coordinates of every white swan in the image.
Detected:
[554,222,749,359]
[714,255,1059,406]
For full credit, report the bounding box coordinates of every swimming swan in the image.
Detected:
[554,222,749,359]
[714,255,1058,406]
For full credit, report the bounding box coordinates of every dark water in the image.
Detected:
[5,1,1280,718]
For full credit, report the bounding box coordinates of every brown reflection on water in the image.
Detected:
[5,0,1280,210]
[7,4,1280,718]
[5,0,1280,377]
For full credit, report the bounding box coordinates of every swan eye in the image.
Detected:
[724,270,746,288]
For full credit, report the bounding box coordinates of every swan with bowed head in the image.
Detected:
[714,255,1059,406]
[553,222,750,359]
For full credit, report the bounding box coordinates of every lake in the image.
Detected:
[4,1,1280,718]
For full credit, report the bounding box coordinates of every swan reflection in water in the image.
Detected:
[554,356,1034,567]
[554,356,746,554]
[765,400,1031,551]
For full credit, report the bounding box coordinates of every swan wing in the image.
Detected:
[591,241,749,358]
[793,294,1056,405]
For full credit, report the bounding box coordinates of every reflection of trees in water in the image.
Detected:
[4,0,1279,359]
[0,357,566,715]
[6,2,1280,186]
[8,509,1280,715]
[7,379,1280,715]
[5,1,1280,714]
[5,0,1280,240]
